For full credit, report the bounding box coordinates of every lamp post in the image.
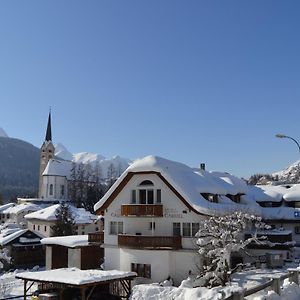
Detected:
[275,134,300,154]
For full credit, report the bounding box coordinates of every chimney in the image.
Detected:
[200,163,205,171]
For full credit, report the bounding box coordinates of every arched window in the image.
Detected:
[49,184,54,196]
[139,180,154,186]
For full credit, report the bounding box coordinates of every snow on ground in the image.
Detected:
[130,265,300,300]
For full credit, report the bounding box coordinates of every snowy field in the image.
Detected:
[1,266,300,300]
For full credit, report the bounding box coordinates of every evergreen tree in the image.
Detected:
[51,202,76,236]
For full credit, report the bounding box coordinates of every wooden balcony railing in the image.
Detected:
[88,231,104,243]
[118,234,182,249]
[121,204,163,217]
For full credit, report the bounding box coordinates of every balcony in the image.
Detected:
[88,231,104,243]
[118,234,182,249]
[121,204,163,217]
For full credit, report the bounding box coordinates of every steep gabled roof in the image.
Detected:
[94,155,260,216]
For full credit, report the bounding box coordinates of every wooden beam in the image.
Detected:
[81,287,86,300]
[23,280,27,300]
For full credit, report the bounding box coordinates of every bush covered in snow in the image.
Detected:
[195,211,269,287]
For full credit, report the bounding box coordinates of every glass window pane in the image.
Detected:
[131,190,136,204]
[192,223,199,236]
[183,223,191,237]
[173,223,181,236]
[139,190,146,204]
[147,190,154,204]
[156,189,161,203]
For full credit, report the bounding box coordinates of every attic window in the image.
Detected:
[139,180,154,186]
[226,194,241,203]
[201,193,218,203]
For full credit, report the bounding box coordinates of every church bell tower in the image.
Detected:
[38,111,55,198]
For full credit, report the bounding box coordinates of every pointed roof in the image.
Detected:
[45,111,52,141]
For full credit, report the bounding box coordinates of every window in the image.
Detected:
[131,263,151,278]
[183,223,191,237]
[173,223,181,236]
[149,222,155,231]
[131,190,136,204]
[49,184,54,196]
[156,189,161,203]
[61,185,65,196]
[201,193,218,203]
[147,190,154,204]
[139,180,154,186]
[192,223,200,236]
[44,226,47,232]
[295,226,300,234]
[139,190,147,204]
[110,221,123,235]
[33,224,36,230]
[37,225,40,231]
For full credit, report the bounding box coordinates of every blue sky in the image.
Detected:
[0,1,300,178]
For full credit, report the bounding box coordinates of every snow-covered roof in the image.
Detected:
[41,235,89,248]
[0,229,43,246]
[43,159,73,179]
[0,203,15,213]
[16,268,136,286]
[94,155,260,216]
[246,185,286,203]
[25,204,97,224]
[2,203,41,214]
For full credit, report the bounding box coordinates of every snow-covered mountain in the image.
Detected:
[272,160,300,183]
[0,128,8,138]
[54,143,132,178]
[250,160,300,185]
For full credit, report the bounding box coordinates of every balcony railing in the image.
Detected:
[118,234,182,249]
[88,231,104,243]
[121,204,163,217]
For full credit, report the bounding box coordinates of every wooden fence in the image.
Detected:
[223,268,300,300]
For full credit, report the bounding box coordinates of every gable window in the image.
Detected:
[147,190,154,204]
[139,190,147,204]
[131,263,151,278]
[49,184,54,196]
[139,180,154,186]
[156,189,161,203]
[173,222,181,236]
[131,190,136,204]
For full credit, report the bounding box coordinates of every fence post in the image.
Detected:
[271,277,281,295]
[288,270,299,285]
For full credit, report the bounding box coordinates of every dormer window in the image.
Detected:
[226,194,241,203]
[201,193,218,203]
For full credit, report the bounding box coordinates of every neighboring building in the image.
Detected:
[247,184,300,250]
[41,233,104,270]
[93,155,260,285]
[25,204,103,238]
[0,229,45,269]
[1,203,41,228]
[0,203,15,224]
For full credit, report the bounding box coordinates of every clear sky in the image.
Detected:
[0,1,300,179]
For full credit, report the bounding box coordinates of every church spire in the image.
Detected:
[45,110,52,141]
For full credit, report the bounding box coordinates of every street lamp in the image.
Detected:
[275,134,300,154]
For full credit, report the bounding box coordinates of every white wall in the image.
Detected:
[104,173,206,247]
[42,175,68,200]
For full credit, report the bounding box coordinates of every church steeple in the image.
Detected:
[45,111,52,141]
[39,111,55,198]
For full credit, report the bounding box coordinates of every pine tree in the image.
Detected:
[51,202,76,236]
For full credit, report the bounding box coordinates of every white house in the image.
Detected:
[25,204,102,238]
[93,155,260,285]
